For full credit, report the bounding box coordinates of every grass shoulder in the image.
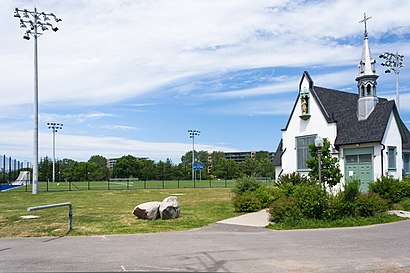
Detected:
[268,213,406,230]
[0,188,240,238]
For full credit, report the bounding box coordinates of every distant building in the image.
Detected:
[107,156,149,170]
[224,151,257,163]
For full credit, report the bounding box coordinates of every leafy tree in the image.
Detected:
[139,159,156,180]
[38,157,52,182]
[242,157,257,177]
[88,155,109,181]
[112,155,141,178]
[255,157,275,178]
[306,138,343,188]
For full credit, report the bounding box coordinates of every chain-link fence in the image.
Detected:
[0,155,31,184]
[7,177,275,192]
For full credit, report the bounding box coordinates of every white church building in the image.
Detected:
[272,19,410,192]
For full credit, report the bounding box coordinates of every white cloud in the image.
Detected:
[2,0,410,107]
[41,112,116,123]
[0,125,233,163]
[89,124,137,131]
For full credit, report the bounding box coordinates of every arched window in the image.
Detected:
[366,84,371,96]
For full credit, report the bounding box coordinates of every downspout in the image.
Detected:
[380,143,386,177]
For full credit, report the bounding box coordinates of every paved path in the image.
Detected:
[1,218,410,272]
[217,209,270,227]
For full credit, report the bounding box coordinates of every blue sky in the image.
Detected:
[1,0,410,163]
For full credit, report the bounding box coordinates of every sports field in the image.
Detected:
[0,187,241,237]
[11,179,274,192]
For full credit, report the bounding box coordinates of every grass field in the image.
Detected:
[0,188,240,238]
[10,179,272,192]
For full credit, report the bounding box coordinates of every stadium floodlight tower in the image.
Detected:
[47,123,63,183]
[188,129,200,181]
[14,7,62,194]
[379,52,404,112]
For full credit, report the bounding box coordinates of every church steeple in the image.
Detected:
[356,13,379,121]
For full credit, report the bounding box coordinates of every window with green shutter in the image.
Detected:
[296,135,316,170]
[388,146,396,170]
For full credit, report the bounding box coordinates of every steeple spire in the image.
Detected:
[356,12,379,121]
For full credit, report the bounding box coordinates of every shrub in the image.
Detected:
[293,184,326,219]
[344,180,360,202]
[355,193,388,217]
[276,172,315,186]
[398,197,410,211]
[232,177,263,196]
[323,193,344,220]
[232,194,262,212]
[269,196,301,223]
[369,176,410,205]
[253,187,274,208]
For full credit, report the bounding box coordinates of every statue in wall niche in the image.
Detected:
[301,97,308,115]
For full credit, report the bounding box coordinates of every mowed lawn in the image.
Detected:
[0,188,240,237]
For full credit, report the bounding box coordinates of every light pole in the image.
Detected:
[315,135,324,189]
[188,130,200,181]
[379,52,404,112]
[14,8,61,194]
[47,123,63,183]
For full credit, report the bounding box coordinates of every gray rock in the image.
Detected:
[159,196,180,220]
[132,201,161,220]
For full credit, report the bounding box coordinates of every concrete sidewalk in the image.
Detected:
[217,209,270,227]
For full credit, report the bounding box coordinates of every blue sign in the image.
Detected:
[193,162,204,170]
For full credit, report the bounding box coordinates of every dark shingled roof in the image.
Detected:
[273,84,409,166]
[311,86,403,147]
[272,139,283,166]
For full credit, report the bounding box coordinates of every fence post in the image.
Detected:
[69,181,71,191]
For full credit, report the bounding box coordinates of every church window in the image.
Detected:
[296,135,316,170]
[403,153,410,175]
[366,84,371,96]
[388,146,396,170]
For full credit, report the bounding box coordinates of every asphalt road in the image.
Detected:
[1,220,410,272]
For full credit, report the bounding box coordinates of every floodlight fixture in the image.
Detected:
[379,51,404,112]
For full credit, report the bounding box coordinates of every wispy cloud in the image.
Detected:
[89,124,137,131]
[41,113,116,123]
[2,0,410,162]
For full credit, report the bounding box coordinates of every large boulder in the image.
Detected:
[132,201,161,220]
[159,196,180,220]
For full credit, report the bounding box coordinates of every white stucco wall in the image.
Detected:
[381,112,403,180]
[280,76,337,178]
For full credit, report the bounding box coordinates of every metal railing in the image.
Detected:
[27,202,72,231]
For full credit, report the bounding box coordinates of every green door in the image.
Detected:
[345,148,373,192]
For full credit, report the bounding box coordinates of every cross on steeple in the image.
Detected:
[359,12,372,37]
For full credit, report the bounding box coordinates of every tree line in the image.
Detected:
[37,151,275,182]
